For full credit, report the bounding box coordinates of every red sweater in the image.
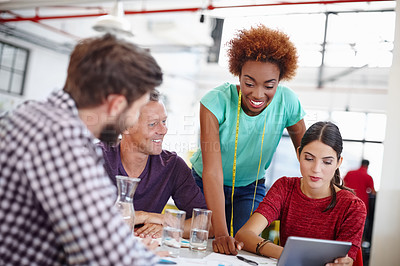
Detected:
[255,177,366,260]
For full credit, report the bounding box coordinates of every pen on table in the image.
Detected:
[236,255,258,266]
[157,258,177,264]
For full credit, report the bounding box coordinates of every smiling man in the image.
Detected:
[98,91,207,239]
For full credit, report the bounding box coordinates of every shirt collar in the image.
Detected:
[47,89,79,117]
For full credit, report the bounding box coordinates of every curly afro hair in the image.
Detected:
[227,25,298,81]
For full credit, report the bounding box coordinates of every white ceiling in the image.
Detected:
[0,0,395,50]
[0,1,394,73]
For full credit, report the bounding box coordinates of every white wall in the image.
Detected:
[370,0,400,264]
[152,48,209,162]
[0,34,69,112]
[295,89,387,114]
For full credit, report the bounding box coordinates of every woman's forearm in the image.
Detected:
[202,172,229,237]
[199,104,228,237]
[235,213,283,259]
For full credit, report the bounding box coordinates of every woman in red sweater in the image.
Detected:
[235,121,366,265]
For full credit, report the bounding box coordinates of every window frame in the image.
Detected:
[0,40,30,96]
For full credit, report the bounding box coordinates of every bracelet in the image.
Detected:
[256,239,272,256]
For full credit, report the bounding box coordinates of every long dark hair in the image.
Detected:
[298,121,354,212]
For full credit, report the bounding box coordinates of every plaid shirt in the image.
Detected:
[0,90,158,265]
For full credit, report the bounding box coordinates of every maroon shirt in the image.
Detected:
[255,177,366,260]
[98,142,207,218]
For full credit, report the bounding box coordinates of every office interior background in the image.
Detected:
[1,0,399,265]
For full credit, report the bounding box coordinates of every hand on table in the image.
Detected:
[325,255,354,266]
[135,211,164,225]
[141,237,169,257]
[212,235,244,255]
[134,223,163,238]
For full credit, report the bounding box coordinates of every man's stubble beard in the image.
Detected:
[99,109,134,146]
[98,123,121,146]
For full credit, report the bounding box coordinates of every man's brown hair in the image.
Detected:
[64,34,163,108]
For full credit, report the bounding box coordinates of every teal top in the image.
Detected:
[190,82,305,187]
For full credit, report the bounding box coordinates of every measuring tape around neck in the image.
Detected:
[230,88,269,236]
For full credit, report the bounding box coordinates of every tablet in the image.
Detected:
[277,236,352,266]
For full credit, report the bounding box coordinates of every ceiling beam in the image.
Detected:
[0,0,394,23]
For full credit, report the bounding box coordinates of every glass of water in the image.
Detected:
[189,208,212,251]
[161,209,186,257]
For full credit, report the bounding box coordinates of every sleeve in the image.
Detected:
[336,198,367,260]
[254,177,287,226]
[170,156,207,218]
[367,174,375,190]
[200,83,229,124]
[96,142,118,182]
[26,129,158,265]
[281,86,306,128]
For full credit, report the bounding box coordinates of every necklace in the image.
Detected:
[229,88,269,236]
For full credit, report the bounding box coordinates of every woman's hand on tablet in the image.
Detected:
[325,255,353,266]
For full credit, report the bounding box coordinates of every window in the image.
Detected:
[265,110,385,191]
[219,11,395,69]
[325,12,395,67]
[0,41,29,96]
[264,132,301,189]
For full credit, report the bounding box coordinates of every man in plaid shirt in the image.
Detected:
[0,34,163,265]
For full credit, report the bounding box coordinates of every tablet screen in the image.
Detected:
[277,236,352,266]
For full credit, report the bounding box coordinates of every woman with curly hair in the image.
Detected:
[190,25,306,255]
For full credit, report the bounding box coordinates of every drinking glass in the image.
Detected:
[189,208,212,251]
[161,209,186,257]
